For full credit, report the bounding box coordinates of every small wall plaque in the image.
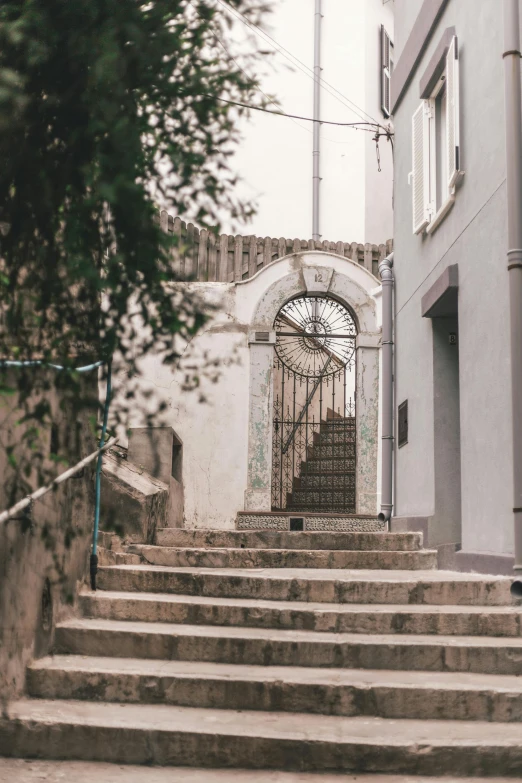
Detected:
[398,400,408,448]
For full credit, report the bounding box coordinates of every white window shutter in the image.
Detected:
[446,35,460,189]
[412,102,430,234]
[381,26,391,117]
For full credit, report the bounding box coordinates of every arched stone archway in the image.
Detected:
[235,251,382,517]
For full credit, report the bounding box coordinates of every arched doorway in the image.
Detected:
[271,294,357,512]
[241,253,381,521]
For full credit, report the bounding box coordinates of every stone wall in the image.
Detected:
[0,372,96,705]
[160,211,393,283]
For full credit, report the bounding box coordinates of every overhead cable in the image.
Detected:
[214,0,380,127]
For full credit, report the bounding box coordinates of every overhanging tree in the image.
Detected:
[0,0,269,497]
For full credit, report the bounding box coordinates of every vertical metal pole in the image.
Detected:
[312,0,322,241]
[503,0,522,579]
[90,358,112,591]
[378,253,394,525]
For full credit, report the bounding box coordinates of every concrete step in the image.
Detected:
[7,761,512,783]
[126,546,438,571]
[96,566,516,606]
[53,618,522,674]
[98,549,142,567]
[27,655,522,722]
[155,529,423,551]
[79,591,522,636]
[3,699,522,775]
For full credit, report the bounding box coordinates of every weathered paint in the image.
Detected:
[110,252,382,527]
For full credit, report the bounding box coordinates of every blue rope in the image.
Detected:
[1,354,113,590]
[0,360,104,373]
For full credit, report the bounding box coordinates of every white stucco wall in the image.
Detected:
[220,0,394,245]
[111,254,382,529]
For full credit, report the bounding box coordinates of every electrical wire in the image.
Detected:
[214,0,381,127]
[208,94,382,131]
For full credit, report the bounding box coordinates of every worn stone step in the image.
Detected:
[3,699,522,775]
[96,566,516,606]
[98,549,142,567]
[7,761,510,783]
[155,530,423,551]
[53,618,522,674]
[79,591,522,636]
[27,656,522,722]
[126,546,438,571]
[4,763,512,783]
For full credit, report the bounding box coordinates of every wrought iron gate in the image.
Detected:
[271,294,357,513]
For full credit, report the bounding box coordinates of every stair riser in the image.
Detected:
[311,446,356,459]
[79,596,522,637]
[54,628,522,674]
[128,547,438,571]
[314,432,355,445]
[289,493,357,507]
[97,569,514,606]
[1,720,522,775]
[297,476,355,490]
[154,531,423,551]
[26,669,522,722]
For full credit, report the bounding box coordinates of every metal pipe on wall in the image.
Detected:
[503,0,522,590]
[312,0,322,241]
[378,252,394,525]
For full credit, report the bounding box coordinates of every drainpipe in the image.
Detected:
[312,0,322,241]
[503,0,522,594]
[378,252,394,526]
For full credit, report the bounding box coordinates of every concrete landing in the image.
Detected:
[1,759,516,783]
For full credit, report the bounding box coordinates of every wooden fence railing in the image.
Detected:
[159,210,393,283]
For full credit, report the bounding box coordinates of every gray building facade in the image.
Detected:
[390,0,516,572]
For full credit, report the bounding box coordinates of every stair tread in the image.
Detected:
[6,699,522,744]
[82,590,522,613]
[98,565,511,582]
[131,546,437,555]
[57,617,522,646]
[6,760,505,783]
[29,655,522,690]
[3,762,511,783]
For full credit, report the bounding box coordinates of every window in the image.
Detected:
[411,35,462,235]
[381,26,394,118]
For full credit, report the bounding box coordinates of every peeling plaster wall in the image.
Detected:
[111,253,382,529]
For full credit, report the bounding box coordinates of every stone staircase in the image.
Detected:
[2,529,522,778]
[287,411,356,513]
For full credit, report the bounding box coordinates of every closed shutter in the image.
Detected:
[381,26,391,117]
[412,102,430,234]
[446,35,460,189]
